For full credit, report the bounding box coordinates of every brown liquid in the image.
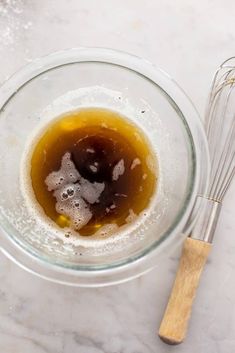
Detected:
[30,108,157,236]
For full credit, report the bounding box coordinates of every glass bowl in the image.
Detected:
[0,48,209,286]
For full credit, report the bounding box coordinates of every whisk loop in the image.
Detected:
[192,57,235,242]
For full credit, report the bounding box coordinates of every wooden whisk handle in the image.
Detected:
[158,237,211,345]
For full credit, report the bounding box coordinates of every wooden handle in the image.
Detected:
[158,237,211,345]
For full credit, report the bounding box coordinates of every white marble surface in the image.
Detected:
[0,1,235,352]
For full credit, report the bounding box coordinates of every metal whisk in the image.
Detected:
[191,57,235,243]
[159,58,235,345]
[207,58,235,200]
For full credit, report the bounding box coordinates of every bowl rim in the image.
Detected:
[0,47,210,286]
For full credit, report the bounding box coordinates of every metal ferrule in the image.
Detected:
[190,196,222,243]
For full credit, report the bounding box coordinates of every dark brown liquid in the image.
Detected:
[30,108,157,236]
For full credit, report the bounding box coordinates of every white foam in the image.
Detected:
[125,209,137,223]
[55,194,92,230]
[45,152,104,230]
[94,223,119,238]
[80,178,105,204]
[112,159,125,181]
[130,158,141,170]
[45,152,80,191]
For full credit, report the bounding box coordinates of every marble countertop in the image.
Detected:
[0,1,235,352]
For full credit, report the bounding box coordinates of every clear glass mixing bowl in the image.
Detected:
[0,48,209,286]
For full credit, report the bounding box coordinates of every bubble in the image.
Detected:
[62,192,68,200]
[67,186,75,197]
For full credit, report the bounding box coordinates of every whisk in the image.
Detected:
[158,57,235,344]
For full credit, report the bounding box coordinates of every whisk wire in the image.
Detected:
[190,58,235,243]
[219,159,235,200]
[205,58,235,202]
[209,95,235,199]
